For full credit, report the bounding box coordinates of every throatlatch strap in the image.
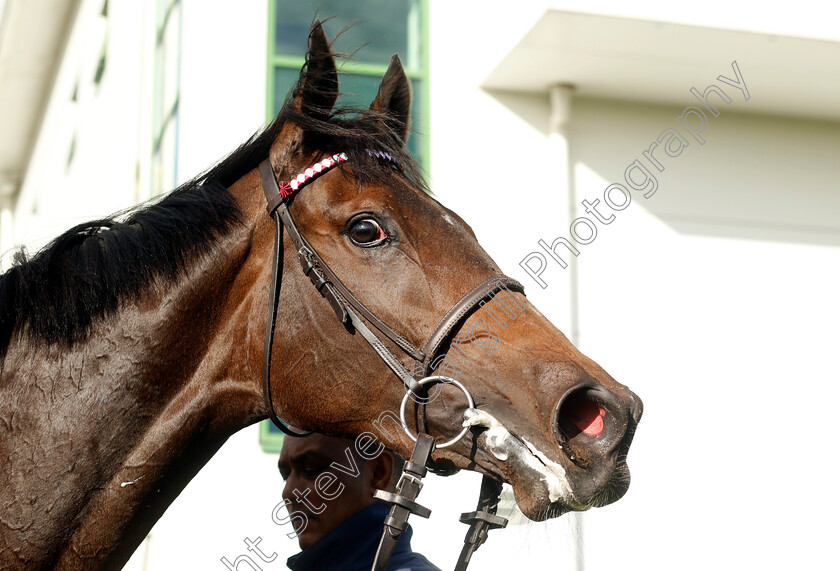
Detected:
[372,433,435,571]
[454,475,508,570]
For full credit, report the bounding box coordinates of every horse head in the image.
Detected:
[246,22,643,521]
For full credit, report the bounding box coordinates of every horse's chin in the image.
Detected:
[463,408,632,521]
[510,460,632,521]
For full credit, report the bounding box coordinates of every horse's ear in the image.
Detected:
[297,20,339,121]
[270,21,338,168]
[369,54,412,143]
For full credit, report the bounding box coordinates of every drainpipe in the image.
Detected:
[548,84,578,344]
[549,83,584,571]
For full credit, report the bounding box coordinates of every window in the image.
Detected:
[260,0,428,452]
[267,0,428,164]
[150,0,182,196]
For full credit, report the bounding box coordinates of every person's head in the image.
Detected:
[278,433,396,549]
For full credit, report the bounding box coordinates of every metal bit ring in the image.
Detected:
[399,376,475,449]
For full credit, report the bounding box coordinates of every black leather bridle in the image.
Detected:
[258,152,522,570]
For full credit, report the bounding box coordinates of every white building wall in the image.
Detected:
[7,0,840,569]
[427,2,840,570]
[566,98,840,570]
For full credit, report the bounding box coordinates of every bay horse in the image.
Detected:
[0,22,641,570]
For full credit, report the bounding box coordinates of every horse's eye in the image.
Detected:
[348,218,387,247]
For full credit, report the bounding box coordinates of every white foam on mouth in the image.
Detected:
[463,408,511,461]
[463,408,574,503]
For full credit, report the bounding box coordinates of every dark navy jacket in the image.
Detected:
[286,502,441,571]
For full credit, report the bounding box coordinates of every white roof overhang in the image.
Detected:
[482,9,840,122]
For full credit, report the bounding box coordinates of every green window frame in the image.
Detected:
[260,0,429,453]
[266,0,429,164]
[150,0,182,197]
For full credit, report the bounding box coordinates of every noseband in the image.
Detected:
[258,152,521,570]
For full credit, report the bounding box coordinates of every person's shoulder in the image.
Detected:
[387,550,442,571]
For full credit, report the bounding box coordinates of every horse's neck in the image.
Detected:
[0,216,263,570]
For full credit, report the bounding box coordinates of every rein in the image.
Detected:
[258,152,521,570]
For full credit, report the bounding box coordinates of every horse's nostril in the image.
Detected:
[553,383,626,457]
[559,390,606,438]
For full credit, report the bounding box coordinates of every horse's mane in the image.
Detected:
[0,48,426,358]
